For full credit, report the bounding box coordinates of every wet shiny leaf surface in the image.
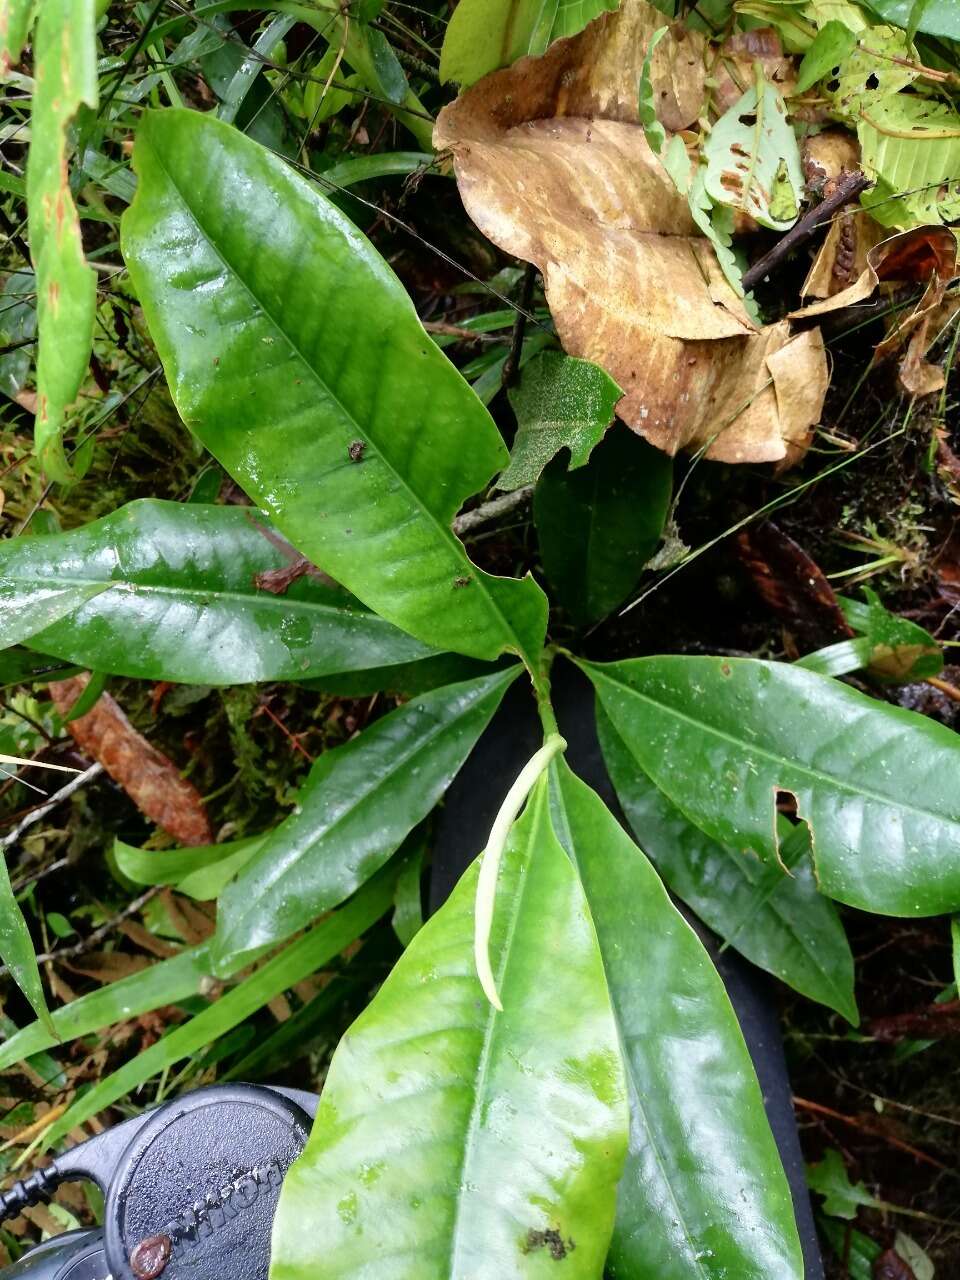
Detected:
[597,711,858,1023]
[582,655,960,916]
[0,500,438,684]
[214,668,520,973]
[548,760,804,1280]
[270,781,628,1280]
[121,109,547,666]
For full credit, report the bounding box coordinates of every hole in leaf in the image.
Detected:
[776,790,797,818]
[738,111,757,126]
[865,72,880,90]
[826,78,840,92]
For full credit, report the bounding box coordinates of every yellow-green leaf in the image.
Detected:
[27,0,98,481]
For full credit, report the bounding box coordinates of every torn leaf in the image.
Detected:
[703,67,802,231]
[499,349,621,490]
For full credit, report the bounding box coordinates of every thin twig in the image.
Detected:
[793,1095,948,1171]
[10,856,68,895]
[0,763,103,853]
[926,674,960,703]
[9,886,162,975]
[453,486,533,536]
[741,172,873,293]
[501,264,537,388]
[423,321,500,343]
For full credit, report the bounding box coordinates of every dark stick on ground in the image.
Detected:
[741,171,873,294]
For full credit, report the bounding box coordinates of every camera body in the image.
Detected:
[0,1085,317,1280]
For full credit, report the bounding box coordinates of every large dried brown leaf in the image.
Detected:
[435,0,829,466]
[793,225,958,395]
[51,675,212,846]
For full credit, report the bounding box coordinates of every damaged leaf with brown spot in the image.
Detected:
[435,0,829,465]
[25,0,97,483]
[51,674,213,847]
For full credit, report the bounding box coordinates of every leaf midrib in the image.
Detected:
[592,665,960,831]
[447,785,539,1274]
[549,770,711,1279]
[145,127,524,662]
[4,570,410,629]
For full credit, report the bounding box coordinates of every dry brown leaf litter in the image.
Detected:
[435,0,830,465]
[50,674,213,847]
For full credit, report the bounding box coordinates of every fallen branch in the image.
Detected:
[741,171,873,294]
[0,886,164,979]
[0,763,104,854]
[453,485,533,536]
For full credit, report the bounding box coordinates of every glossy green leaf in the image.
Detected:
[534,427,672,627]
[43,865,400,1148]
[114,834,265,901]
[301,652,499,699]
[0,941,212,1072]
[862,0,960,37]
[582,654,960,916]
[703,68,802,231]
[0,855,52,1032]
[499,350,621,491]
[1,500,443,685]
[218,14,295,125]
[214,668,520,973]
[0,582,110,651]
[548,760,804,1280]
[122,110,547,667]
[794,637,874,679]
[26,0,98,481]
[440,0,621,85]
[597,709,858,1022]
[0,270,37,400]
[795,20,858,92]
[270,782,628,1280]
